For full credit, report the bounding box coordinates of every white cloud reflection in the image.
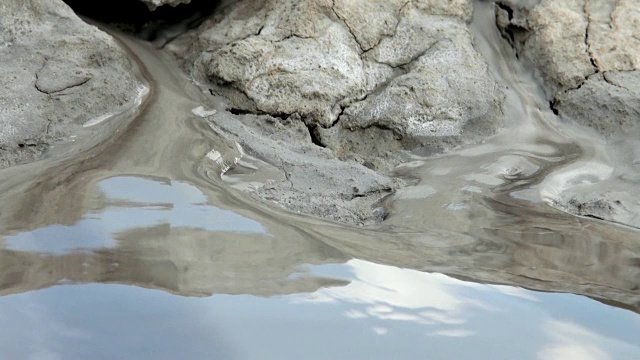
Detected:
[538,320,639,360]
[293,259,640,359]
[0,260,639,359]
[296,259,491,336]
[428,329,476,337]
[373,327,388,335]
[488,284,541,302]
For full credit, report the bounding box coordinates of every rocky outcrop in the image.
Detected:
[204,110,403,224]
[496,0,640,136]
[183,0,505,169]
[0,0,141,168]
[168,0,506,222]
[496,0,640,228]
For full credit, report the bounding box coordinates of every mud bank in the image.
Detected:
[166,0,640,228]
[2,0,640,229]
[0,0,141,168]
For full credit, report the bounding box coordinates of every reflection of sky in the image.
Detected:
[3,176,265,254]
[0,260,638,360]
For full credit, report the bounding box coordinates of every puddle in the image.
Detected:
[0,260,637,360]
[3,176,265,254]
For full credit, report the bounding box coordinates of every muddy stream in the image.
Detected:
[0,2,639,358]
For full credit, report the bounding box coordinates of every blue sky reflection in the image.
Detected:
[3,176,265,254]
[0,259,638,359]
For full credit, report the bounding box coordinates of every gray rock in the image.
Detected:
[586,0,640,72]
[171,0,506,222]
[0,0,141,168]
[496,0,640,227]
[554,71,640,137]
[182,0,505,167]
[500,0,594,95]
[335,18,504,154]
[496,0,640,121]
[549,0,640,133]
[204,110,403,225]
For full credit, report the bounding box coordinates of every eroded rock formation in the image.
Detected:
[496,0,640,136]
[167,0,507,222]
[186,0,504,158]
[0,0,141,168]
[497,0,640,228]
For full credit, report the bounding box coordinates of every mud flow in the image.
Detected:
[0,1,638,358]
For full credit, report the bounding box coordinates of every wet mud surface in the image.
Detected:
[0,2,639,358]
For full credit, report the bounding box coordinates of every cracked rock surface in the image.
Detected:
[496,0,640,228]
[186,0,503,155]
[496,0,640,136]
[173,0,506,223]
[207,111,403,224]
[0,0,140,168]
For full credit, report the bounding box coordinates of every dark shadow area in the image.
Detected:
[62,0,221,41]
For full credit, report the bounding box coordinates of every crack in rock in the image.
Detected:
[35,58,93,95]
[583,0,599,71]
[330,0,364,53]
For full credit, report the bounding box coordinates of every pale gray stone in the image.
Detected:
[0,0,140,168]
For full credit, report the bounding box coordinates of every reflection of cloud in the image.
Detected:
[428,329,475,337]
[373,327,388,335]
[419,311,466,325]
[296,260,492,334]
[489,285,540,302]
[540,345,608,360]
[538,320,639,360]
[3,176,265,254]
[0,295,86,360]
[98,177,265,235]
[305,260,487,311]
[344,310,367,319]
[289,260,640,358]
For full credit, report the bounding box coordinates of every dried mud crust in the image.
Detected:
[170,0,507,224]
[0,0,141,169]
[204,111,403,225]
[496,0,640,136]
[496,0,640,228]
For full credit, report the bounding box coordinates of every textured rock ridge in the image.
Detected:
[184,0,505,168]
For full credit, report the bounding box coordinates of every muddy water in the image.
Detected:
[0,2,639,359]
